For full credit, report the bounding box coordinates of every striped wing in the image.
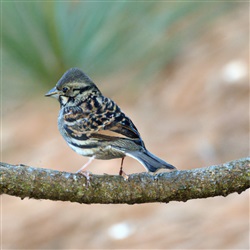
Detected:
[62,95,144,147]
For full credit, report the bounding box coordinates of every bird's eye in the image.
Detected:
[62,87,68,93]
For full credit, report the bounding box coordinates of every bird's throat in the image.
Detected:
[59,95,69,106]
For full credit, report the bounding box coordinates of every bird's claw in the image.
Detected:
[119,168,129,181]
[77,170,91,187]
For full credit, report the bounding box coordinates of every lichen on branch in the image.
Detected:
[0,157,249,204]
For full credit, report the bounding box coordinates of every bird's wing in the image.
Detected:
[104,114,141,140]
[91,97,145,148]
[62,96,144,146]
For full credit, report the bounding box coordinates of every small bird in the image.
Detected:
[45,68,175,177]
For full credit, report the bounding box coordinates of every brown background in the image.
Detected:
[2,5,249,250]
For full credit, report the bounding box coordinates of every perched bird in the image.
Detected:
[45,68,175,176]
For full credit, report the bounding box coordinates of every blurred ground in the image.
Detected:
[2,7,249,250]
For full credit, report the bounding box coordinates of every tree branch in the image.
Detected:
[1,158,249,204]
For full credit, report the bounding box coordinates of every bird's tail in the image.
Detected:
[126,150,176,172]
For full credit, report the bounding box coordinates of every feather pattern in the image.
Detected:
[45,68,175,172]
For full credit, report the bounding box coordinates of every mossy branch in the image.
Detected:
[0,158,249,204]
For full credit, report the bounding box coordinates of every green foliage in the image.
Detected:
[2,1,235,90]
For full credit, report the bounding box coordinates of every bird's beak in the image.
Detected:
[45,87,59,99]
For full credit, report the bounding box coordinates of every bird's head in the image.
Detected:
[45,68,100,106]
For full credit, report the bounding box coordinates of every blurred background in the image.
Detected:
[1,1,249,249]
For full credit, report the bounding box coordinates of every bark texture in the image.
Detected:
[1,157,249,204]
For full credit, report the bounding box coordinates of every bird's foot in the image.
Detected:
[77,170,92,187]
[76,156,95,186]
[119,167,129,181]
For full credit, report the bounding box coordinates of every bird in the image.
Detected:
[45,68,176,178]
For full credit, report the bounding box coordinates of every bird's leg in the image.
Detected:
[119,157,129,181]
[76,156,95,173]
[76,156,95,186]
[119,157,125,175]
